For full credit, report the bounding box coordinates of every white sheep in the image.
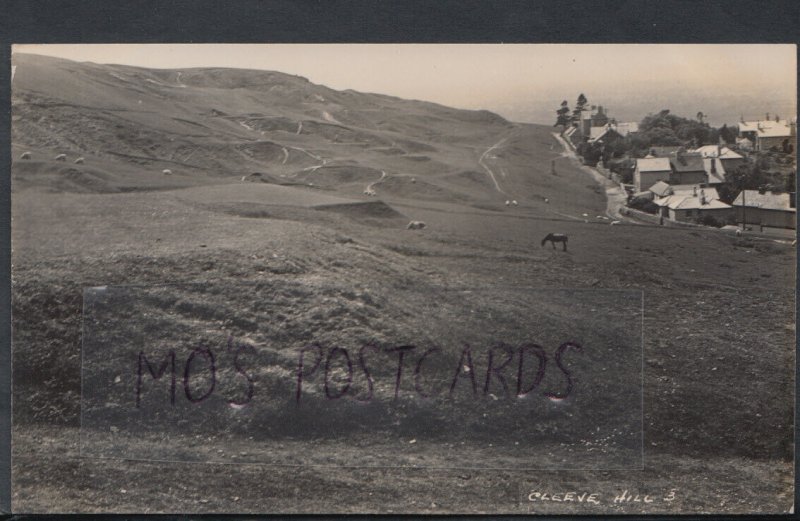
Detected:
[544,198,549,204]
[610,220,621,226]
[505,200,510,206]
[512,200,518,206]
[407,221,426,230]
[20,151,31,160]
[162,169,172,175]
[55,154,67,161]
[74,157,85,164]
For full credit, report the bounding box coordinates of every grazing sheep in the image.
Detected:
[20,151,31,160]
[544,198,549,204]
[410,178,416,184]
[735,229,742,237]
[505,200,510,206]
[55,154,67,161]
[407,221,426,230]
[162,169,172,175]
[610,220,621,226]
[74,157,85,164]
[512,200,518,206]
[241,176,247,182]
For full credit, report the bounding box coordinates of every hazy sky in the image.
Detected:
[13,44,797,125]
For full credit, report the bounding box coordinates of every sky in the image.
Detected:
[13,44,797,126]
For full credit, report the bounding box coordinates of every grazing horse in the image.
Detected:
[541,233,568,251]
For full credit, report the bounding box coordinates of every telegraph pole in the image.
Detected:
[741,183,747,231]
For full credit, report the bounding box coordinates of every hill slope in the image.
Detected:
[12,53,521,202]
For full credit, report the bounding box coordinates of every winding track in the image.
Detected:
[478,138,509,196]
[551,132,634,223]
[365,170,388,194]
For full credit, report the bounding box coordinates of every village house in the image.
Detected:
[587,120,639,145]
[654,185,733,223]
[736,136,754,152]
[732,190,796,229]
[634,157,672,192]
[693,145,746,171]
[610,121,639,137]
[738,116,796,152]
[668,152,707,185]
[588,125,623,145]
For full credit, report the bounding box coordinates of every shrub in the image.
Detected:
[697,214,724,228]
[628,198,658,214]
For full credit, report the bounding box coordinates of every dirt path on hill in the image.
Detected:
[479,138,509,196]
[365,170,388,195]
[552,132,634,223]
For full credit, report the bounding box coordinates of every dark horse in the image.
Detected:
[541,233,568,251]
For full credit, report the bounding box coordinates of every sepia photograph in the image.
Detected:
[9,43,796,514]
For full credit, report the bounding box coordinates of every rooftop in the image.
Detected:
[649,146,682,157]
[613,122,639,136]
[654,185,721,207]
[672,197,732,210]
[703,157,727,184]
[732,190,796,212]
[739,119,794,138]
[693,145,744,160]
[655,187,729,210]
[669,153,706,173]
[649,180,672,197]
[637,157,671,172]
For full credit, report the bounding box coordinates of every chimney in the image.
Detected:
[710,158,717,174]
[700,189,706,205]
[693,186,697,196]
[766,112,770,121]
[717,144,722,157]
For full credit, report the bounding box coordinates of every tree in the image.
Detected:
[719,124,736,145]
[719,160,771,203]
[571,93,588,124]
[554,100,571,127]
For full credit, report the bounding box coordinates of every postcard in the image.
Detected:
[9,43,796,514]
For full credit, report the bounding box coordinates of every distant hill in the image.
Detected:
[11,53,521,200]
